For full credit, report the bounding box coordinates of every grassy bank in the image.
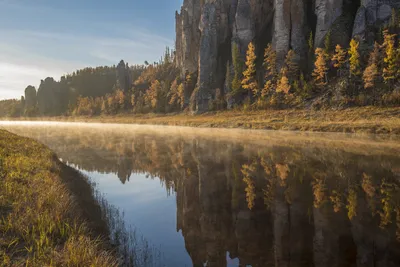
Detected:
[12,106,400,135]
[0,130,117,266]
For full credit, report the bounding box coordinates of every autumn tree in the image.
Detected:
[349,39,361,78]
[262,44,277,97]
[145,80,162,110]
[242,42,258,97]
[276,68,291,95]
[331,44,347,76]
[363,42,381,90]
[313,48,329,88]
[382,30,398,86]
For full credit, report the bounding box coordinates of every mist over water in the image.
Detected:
[1,121,400,267]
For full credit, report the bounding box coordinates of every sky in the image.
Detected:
[0,0,183,100]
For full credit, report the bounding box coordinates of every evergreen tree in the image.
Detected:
[382,30,398,86]
[232,43,244,94]
[349,39,361,78]
[242,42,258,97]
[284,50,299,82]
[324,30,332,55]
[313,48,329,88]
[331,44,347,76]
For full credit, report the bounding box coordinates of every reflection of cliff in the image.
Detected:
[5,125,400,266]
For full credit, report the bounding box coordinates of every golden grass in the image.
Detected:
[0,130,117,266]
[11,106,400,134]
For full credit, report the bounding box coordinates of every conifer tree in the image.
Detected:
[331,44,347,76]
[262,44,277,97]
[382,30,398,85]
[349,39,361,78]
[284,50,299,82]
[324,30,332,55]
[264,44,277,81]
[312,48,328,88]
[242,42,258,97]
[363,42,381,89]
[276,68,291,94]
[232,43,244,94]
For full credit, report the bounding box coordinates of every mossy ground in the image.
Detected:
[0,130,117,266]
[15,106,400,135]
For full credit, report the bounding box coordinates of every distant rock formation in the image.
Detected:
[116,60,132,92]
[175,0,400,113]
[24,85,37,111]
[37,77,62,116]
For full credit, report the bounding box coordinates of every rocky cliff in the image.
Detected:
[175,0,399,112]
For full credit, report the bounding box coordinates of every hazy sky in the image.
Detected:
[0,0,183,100]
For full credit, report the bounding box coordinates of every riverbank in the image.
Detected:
[10,106,400,135]
[0,130,117,266]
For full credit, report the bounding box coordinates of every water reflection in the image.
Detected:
[2,122,400,267]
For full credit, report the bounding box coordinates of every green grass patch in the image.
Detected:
[0,130,117,266]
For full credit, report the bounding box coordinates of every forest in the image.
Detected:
[0,14,399,118]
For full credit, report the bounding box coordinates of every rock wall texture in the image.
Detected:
[175,0,400,112]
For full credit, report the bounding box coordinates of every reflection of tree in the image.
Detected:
[6,125,400,266]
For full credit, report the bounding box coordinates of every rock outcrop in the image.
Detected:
[116,60,132,92]
[24,85,37,110]
[175,0,399,113]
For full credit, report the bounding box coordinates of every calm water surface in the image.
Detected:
[1,122,400,267]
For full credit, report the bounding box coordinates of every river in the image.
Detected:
[1,121,400,267]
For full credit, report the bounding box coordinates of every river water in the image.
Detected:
[1,121,400,267]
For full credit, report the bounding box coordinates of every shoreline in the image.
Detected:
[4,106,400,135]
[0,130,117,266]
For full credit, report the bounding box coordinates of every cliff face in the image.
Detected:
[175,0,399,113]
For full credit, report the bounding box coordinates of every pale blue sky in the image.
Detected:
[0,0,183,99]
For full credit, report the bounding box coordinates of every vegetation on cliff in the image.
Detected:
[0,10,399,121]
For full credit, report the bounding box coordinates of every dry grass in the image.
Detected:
[12,106,400,135]
[0,130,117,266]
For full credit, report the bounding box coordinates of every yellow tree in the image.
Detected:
[331,44,347,76]
[276,68,291,94]
[264,44,277,80]
[363,42,381,89]
[349,39,361,78]
[262,44,277,97]
[242,42,258,97]
[312,48,328,88]
[382,30,398,85]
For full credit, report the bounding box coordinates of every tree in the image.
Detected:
[349,39,361,78]
[264,44,277,81]
[284,50,299,82]
[262,44,277,97]
[313,48,329,88]
[232,43,244,94]
[115,89,125,110]
[363,42,381,89]
[331,44,347,76]
[276,68,291,94]
[363,64,378,89]
[382,30,398,86]
[324,30,332,54]
[308,31,314,54]
[242,42,258,97]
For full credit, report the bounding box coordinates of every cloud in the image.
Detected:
[0,28,173,100]
[0,2,174,100]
